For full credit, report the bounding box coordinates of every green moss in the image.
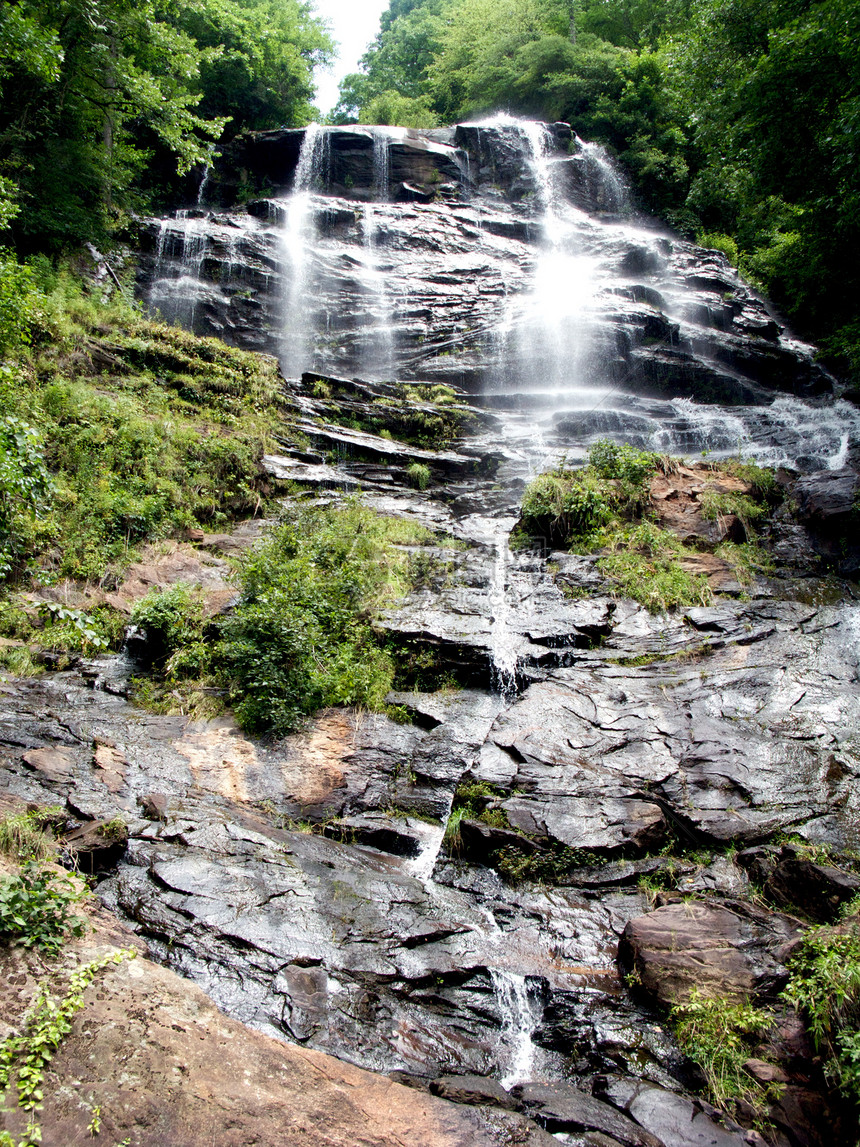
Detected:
[494,840,602,884]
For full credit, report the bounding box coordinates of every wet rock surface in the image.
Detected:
[137,122,840,428]
[0,899,559,1147]
[4,119,860,1145]
[619,902,803,1006]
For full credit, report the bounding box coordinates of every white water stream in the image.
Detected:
[490,970,539,1087]
[282,124,330,377]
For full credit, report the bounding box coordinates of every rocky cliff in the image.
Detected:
[2,119,860,1147]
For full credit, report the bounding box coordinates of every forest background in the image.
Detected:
[0,0,857,381]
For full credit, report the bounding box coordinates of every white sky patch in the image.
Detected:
[311,0,390,116]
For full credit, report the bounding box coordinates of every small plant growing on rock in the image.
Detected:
[0,862,86,955]
[670,988,776,1114]
[783,918,860,1104]
[0,808,63,862]
[0,948,134,1145]
[407,462,431,490]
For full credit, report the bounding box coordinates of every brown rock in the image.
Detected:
[92,741,126,794]
[139,793,169,821]
[1,939,557,1147]
[21,747,75,782]
[619,900,802,1006]
[430,1073,514,1108]
[102,541,234,615]
[743,1058,789,1084]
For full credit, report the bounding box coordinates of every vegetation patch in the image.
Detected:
[783,916,860,1106]
[670,989,779,1120]
[131,499,437,735]
[519,440,780,612]
[443,780,509,851]
[1,267,288,587]
[0,809,63,864]
[0,949,135,1147]
[0,862,86,956]
[598,521,713,612]
[494,840,602,884]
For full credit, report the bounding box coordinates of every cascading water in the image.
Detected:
[357,129,398,380]
[148,211,210,328]
[144,116,857,473]
[579,140,630,215]
[123,119,860,1131]
[476,115,604,401]
[490,970,539,1088]
[281,124,331,377]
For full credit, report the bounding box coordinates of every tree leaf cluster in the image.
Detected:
[0,0,332,249]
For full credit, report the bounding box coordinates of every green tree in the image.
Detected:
[174,0,332,136]
[0,0,331,249]
[333,0,450,122]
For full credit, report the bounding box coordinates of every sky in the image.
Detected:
[310,0,390,116]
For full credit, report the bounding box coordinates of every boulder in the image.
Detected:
[736,846,860,923]
[792,470,858,528]
[0,931,556,1147]
[619,901,802,1006]
[430,1074,514,1108]
[594,1076,763,1147]
[510,1081,664,1146]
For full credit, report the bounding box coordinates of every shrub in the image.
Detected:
[697,232,739,267]
[407,462,431,490]
[37,602,111,653]
[131,582,208,671]
[520,440,658,548]
[671,988,774,1111]
[0,253,42,354]
[0,863,85,955]
[0,809,62,862]
[0,416,53,579]
[521,471,614,544]
[218,500,432,735]
[588,439,658,484]
[783,920,860,1104]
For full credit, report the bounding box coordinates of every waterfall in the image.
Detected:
[141,117,855,475]
[372,128,392,200]
[357,129,397,380]
[488,533,518,696]
[506,117,601,399]
[197,144,216,206]
[148,210,210,330]
[281,125,330,378]
[579,140,630,215]
[490,970,539,1087]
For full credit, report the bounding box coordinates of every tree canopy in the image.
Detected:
[0,0,332,248]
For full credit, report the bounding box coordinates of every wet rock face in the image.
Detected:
[137,121,832,411]
[0,922,560,1147]
[13,118,860,1147]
